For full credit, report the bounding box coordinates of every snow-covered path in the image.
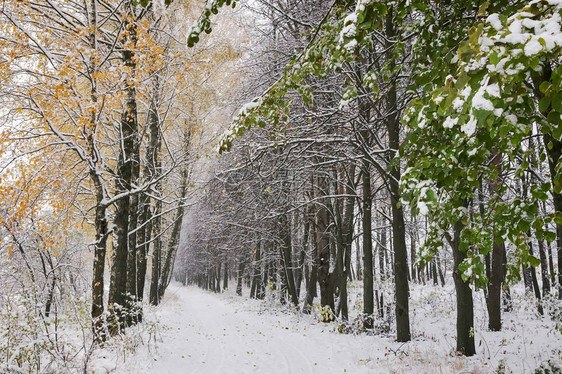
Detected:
[136,285,378,374]
[106,282,562,374]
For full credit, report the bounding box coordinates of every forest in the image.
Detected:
[0,0,561,373]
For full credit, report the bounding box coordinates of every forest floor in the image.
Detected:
[91,281,562,374]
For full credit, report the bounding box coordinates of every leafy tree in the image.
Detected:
[401,0,561,354]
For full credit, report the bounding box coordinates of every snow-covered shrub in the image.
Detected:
[0,289,51,373]
[533,360,562,374]
[0,286,91,374]
[543,293,562,334]
[337,315,365,335]
[316,304,336,323]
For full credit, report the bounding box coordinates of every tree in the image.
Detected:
[401,0,561,354]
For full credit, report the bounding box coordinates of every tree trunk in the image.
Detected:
[136,199,151,306]
[215,263,220,293]
[410,227,416,283]
[146,84,162,307]
[437,255,446,286]
[537,239,550,294]
[108,7,139,330]
[280,214,299,306]
[158,172,188,301]
[379,229,386,281]
[250,243,261,299]
[223,262,228,291]
[316,175,334,311]
[295,211,309,299]
[361,162,374,329]
[527,239,544,315]
[486,241,505,331]
[86,0,109,341]
[92,201,108,337]
[302,217,318,314]
[356,223,362,281]
[236,261,244,296]
[451,219,476,356]
[149,197,162,306]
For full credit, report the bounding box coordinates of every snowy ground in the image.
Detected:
[91,281,562,374]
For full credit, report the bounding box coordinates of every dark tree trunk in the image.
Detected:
[334,165,355,321]
[136,201,150,304]
[386,146,409,334]
[44,258,56,318]
[126,139,141,313]
[527,239,544,315]
[316,176,334,311]
[86,0,109,340]
[302,218,318,314]
[280,214,299,306]
[134,84,160,316]
[295,211,309,299]
[216,263,221,293]
[451,219,475,356]
[437,255,446,286]
[149,198,162,306]
[547,240,556,285]
[92,201,108,336]
[379,229,386,281]
[250,244,261,299]
[502,248,513,312]
[223,262,228,291]
[108,11,139,329]
[431,259,438,286]
[537,239,551,294]
[236,261,244,296]
[361,162,374,329]
[258,253,267,300]
[383,8,410,342]
[486,242,505,331]
[356,228,362,281]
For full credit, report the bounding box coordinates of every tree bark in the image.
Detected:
[108,8,139,329]
[316,175,334,311]
[158,167,189,301]
[86,0,108,340]
[236,260,245,296]
[451,219,476,356]
[302,216,318,314]
[250,243,261,299]
[361,162,374,329]
[149,197,162,306]
[486,241,505,331]
[280,213,299,306]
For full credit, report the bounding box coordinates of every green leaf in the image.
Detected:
[539,96,551,113]
[478,2,490,16]
[499,125,509,137]
[528,255,541,268]
[552,93,562,112]
[544,230,557,242]
[468,24,484,45]
[539,81,551,94]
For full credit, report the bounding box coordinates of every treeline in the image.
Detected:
[0,2,239,368]
[176,0,562,357]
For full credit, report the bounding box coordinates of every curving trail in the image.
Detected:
[134,284,377,374]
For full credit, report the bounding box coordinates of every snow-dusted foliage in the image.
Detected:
[402,0,562,285]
